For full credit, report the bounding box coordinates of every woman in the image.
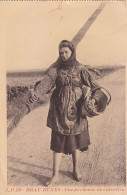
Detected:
[27,40,99,186]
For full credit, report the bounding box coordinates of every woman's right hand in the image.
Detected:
[27,89,38,105]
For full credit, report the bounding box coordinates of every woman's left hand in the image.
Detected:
[82,86,91,98]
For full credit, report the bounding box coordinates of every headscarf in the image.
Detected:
[57,40,79,68]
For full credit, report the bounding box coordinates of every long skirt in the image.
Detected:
[50,129,90,155]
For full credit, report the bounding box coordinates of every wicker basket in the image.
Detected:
[81,87,111,117]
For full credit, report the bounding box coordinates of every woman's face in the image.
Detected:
[60,47,72,61]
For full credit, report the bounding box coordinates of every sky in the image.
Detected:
[0,1,127,71]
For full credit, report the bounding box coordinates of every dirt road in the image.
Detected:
[7,69,125,187]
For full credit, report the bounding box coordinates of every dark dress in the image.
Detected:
[45,63,98,154]
[31,41,98,155]
[50,129,90,154]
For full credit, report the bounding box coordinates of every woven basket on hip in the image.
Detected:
[81,87,111,117]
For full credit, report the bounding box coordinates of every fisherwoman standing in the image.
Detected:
[27,40,102,186]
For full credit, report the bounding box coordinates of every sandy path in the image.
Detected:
[7,69,125,187]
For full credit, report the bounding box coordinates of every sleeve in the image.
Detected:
[34,67,57,98]
[26,67,57,112]
[81,68,100,90]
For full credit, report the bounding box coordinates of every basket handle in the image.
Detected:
[91,87,111,105]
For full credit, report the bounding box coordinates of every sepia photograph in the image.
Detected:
[0,0,126,193]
